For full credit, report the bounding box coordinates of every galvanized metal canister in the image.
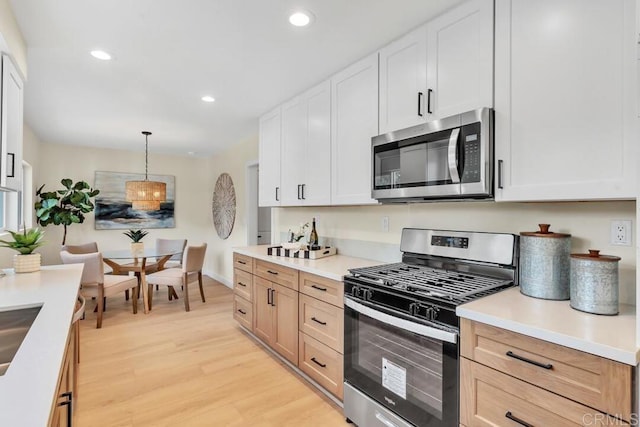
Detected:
[519,224,571,300]
[570,250,621,315]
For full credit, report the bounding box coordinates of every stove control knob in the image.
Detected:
[408,303,419,316]
[351,286,360,298]
[364,289,374,301]
[425,307,440,321]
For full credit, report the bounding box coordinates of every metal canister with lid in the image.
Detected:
[519,224,571,300]
[570,250,621,315]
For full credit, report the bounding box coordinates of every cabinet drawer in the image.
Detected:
[299,294,343,353]
[461,319,633,421]
[255,259,299,291]
[233,268,253,301]
[233,253,253,273]
[299,332,343,400]
[461,358,629,426]
[299,272,343,308]
[233,295,253,331]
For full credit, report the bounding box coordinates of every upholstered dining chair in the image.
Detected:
[150,238,187,299]
[145,243,207,312]
[61,242,99,254]
[154,238,187,270]
[60,250,139,328]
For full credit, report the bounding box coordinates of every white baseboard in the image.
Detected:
[205,269,232,289]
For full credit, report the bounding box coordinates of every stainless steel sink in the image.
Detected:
[0,305,42,375]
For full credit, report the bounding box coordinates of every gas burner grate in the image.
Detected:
[349,262,511,301]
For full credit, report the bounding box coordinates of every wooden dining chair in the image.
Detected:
[60,250,139,328]
[145,243,207,312]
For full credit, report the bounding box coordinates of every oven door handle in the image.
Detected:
[447,128,461,184]
[344,298,457,344]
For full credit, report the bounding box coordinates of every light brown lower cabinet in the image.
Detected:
[252,276,299,365]
[460,319,633,426]
[49,324,76,427]
[233,253,345,401]
[460,358,629,426]
[233,294,253,330]
[298,332,344,399]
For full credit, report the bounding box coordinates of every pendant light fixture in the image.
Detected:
[125,131,166,210]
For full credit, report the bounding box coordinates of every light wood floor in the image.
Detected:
[75,277,347,426]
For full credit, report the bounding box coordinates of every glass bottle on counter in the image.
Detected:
[309,218,319,250]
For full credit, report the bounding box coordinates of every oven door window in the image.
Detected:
[344,304,458,427]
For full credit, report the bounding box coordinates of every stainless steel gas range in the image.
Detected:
[343,228,518,427]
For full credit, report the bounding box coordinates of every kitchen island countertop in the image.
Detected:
[0,265,82,426]
[233,246,382,281]
[457,287,638,365]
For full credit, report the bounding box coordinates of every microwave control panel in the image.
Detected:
[461,127,481,183]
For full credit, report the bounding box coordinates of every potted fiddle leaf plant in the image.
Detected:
[0,228,45,273]
[35,179,100,245]
[124,229,148,255]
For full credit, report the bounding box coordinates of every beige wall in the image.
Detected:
[1,128,258,285]
[276,201,637,304]
[0,0,27,77]
[30,142,212,269]
[203,135,259,285]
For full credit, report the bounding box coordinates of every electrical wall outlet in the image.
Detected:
[381,216,389,232]
[610,220,632,246]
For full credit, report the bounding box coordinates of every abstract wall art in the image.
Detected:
[94,171,175,230]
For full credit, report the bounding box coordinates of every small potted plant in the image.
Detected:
[0,228,45,273]
[124,229,148,255]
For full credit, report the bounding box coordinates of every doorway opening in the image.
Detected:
[246,161,271,245]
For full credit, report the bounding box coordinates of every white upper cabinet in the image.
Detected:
[280,96,306,206]
[331,53,379,205]
[379,25,428,134]
[426,0,494,120]
[494,0,638,201]
[378,0,493,134]
[280,81,331,206]
[258,107,281,207]
[1,54,23,191]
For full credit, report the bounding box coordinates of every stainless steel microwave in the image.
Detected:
[372,108,493,202]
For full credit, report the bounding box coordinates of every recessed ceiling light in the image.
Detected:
[201,96,215,103]
[289,11,314,27]
[90,50,112,60]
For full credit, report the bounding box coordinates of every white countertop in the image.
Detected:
[234,246,381,281]
[0,265,82,427]
[457,287,638,366]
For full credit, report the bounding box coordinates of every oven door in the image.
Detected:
[344,297,458,427]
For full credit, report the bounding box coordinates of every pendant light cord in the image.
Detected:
[145,134,149,181]
[142,131,152,181]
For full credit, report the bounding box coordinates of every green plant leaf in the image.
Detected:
[61,179,72,189]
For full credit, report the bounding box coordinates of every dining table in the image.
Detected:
[102,247,182,314]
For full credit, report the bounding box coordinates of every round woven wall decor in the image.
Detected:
[212,173,236,239]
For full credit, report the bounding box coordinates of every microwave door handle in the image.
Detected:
[447,128,461,184]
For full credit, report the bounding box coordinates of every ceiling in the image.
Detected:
[10,0,463,157]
